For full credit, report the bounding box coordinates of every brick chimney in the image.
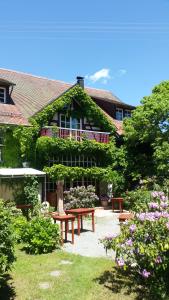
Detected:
[76,76,84,89]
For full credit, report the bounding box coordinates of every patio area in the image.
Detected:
[63,209,121,258]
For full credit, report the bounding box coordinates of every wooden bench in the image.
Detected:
[119,213,133,222]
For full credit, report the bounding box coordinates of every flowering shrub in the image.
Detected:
[123,189,151,211]
[101,191,169,298]
[64,185,98,210]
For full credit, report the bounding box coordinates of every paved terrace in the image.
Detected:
[63,209,121,258]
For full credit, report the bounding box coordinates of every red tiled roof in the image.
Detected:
[99,107,123,135]
[0,103,29,126]
[0,69,131,133]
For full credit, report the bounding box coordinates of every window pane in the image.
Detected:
[116,109,123,120]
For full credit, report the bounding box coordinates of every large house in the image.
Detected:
[0,69,134,204]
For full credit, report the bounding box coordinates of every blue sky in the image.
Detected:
[1,0,169,106]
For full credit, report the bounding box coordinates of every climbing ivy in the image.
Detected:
[33,85,116,133]
[45,164,116,181]
[36,136,119,167]
[0,126,21,167]
[44,164,125,194]
[13,84,117,161]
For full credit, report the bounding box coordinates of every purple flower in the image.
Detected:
[160,202,168,209]
[148,202,159,210]
[151,191,159,198]
[141,269,151,278]
[125,239,133,246]
[160,195,168,202]
[155,256,162,264]
[129,224,136,233]
[116,258,125,267]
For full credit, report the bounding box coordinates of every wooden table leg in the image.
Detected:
[60,221,63,245]
[121,200,123,212]
[72,220,74,244]
[112,200,114,211]
[81,215,83,231]
[65,220,68,242]
[77,215,81,235]
[92,212,95,232]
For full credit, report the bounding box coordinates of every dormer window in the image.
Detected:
[124,109,131,118]
[0,87,6,103]
[116,108,123,120]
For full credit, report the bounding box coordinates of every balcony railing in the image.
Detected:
[40,127,110,143]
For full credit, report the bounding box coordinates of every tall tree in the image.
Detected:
[124,81,169,182]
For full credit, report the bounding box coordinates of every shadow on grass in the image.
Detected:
[0,274,16,300]
[95,267,157,300]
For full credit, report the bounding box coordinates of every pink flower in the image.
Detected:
[155,256,162,264]
[148,202,159,210]
[125,239,133,246]
[129,224,136,233]
[141,269,151,278]
[116,258,125,267]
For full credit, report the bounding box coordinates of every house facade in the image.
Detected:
[0,69,134,205]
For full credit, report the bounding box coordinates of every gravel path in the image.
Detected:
[63,210,120,258]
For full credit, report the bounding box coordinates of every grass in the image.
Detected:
[0,247,139,300]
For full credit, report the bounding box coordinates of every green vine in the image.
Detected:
[36,136,119,167]
[13,85,117,162]
[44,164,117,181]
[33,85,116,133]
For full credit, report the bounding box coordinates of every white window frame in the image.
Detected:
[59,114,82,130]
[124,109,131,118]
[116,108,123,121]
[0,87,6,103]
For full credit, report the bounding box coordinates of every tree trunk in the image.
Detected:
[56,180,65,215]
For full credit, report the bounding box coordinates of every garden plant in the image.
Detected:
[101,191,169,299]
[0,199,15,283]
[64,185,98,209]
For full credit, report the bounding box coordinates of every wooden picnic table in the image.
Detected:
[65,208,95,236]
[52,214,75,245]
[112,197,124,212]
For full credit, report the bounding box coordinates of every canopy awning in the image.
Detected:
[0,168,45,178]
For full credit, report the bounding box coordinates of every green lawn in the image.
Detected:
[1,247,137,300]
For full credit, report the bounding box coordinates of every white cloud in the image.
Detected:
[86,68,111,84]
[86,68,127,85]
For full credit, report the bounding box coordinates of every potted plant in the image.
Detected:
[100,194,109,208]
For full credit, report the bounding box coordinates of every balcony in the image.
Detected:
[40,127,110,143]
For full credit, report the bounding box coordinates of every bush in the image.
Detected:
[12,215,28,243]
[0,199,15,280]
[21,216,60,254]
[64,185,98,210]
[123,189,151,211]
[15,176,40,219]
[101,191,169,299]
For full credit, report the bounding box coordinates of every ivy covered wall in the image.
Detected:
[0,127,21,168]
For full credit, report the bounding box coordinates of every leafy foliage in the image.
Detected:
[14,176,40,218]
[0,126,21,167]
[21,216,60,254]
[14,85,116,161]
[64,185,99,209]
[36,137,119,167]
[12,215,28,243]
[33,85,116,133]
[124,81,169,182]
[123,189,151,211]
[0,199,15,280]
[101,191,169,299]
